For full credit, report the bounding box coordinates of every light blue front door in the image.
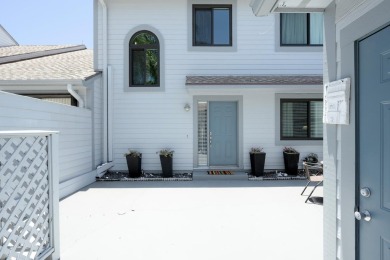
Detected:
[358,25,390,259]
[209,102,237,166]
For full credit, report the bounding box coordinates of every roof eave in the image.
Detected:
[250,0,330,16]
[186,84,323,95]
[83,71,103,83]
[0,79,85,87]
[0,45,86,65]
[250,0,278,16]
[186,84,323,88]
[0,72,102,87]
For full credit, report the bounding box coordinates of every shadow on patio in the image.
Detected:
[60,178,323,260]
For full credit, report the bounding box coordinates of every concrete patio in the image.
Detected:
[59,174,323,260]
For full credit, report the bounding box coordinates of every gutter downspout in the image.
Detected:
[67,84,84,108]
[98,0,109,163]
[107,65,113,161]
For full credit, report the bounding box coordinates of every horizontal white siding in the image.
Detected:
[0,92,95,197]
[111,88,323,171]
[243,90,323,169]
[97,0,323,72]
[99,0,323,171]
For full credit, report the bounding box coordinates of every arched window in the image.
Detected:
[129,31,160,87]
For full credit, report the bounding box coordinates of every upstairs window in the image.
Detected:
[280,99,323,140]
[193,5,232,46]
[129,31,159,87]
[280,13,323,46]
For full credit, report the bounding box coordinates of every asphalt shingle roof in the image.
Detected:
[0,45,99,81]
[0,45,78,58]
[186,75,323,86]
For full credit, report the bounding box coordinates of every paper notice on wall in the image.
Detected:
[323,78,351,125]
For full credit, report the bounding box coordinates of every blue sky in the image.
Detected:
[0,0,93,48]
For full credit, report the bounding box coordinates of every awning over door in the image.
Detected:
[186,75,323,86]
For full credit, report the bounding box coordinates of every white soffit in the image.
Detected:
[250,0,278,16]
[250,0,332,16]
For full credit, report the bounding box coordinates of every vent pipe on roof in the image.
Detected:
[67,84,84,108]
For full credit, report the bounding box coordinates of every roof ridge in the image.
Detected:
[0,45,86,65]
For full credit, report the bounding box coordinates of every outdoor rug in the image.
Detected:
[207,170,233,175]
[96,171,193,181]
[248,170,306,181]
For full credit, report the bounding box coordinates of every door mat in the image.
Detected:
[96,171,193,181]
[207,170,233,175]
[248,171,306,181]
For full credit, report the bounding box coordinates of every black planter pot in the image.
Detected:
[160,155,173,178]
[126,154,142,178]
[283,152,300,175]
[250,153,266,177]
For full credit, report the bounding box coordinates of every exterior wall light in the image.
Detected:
[184,103,191,112]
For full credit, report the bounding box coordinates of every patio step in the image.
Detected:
[193,171,248,181]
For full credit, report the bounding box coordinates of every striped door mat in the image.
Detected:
[207,171,233,175]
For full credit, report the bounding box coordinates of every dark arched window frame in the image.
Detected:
[129,30,160,87]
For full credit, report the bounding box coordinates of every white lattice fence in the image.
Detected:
[0,132,59,260]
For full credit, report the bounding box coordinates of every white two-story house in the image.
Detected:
[250,0,390,259]
[94,0,324,172]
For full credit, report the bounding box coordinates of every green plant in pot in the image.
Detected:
[124,150,142,178]
[283,147,300,175]
[249,147,266,177]
[159,149,174,178]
